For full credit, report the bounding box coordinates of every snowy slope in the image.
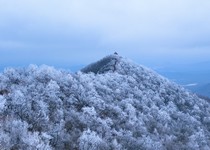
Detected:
[0,55,210,150]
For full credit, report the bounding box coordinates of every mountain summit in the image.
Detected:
[0,55,210,149]
[82,54,159,76]
[81,54,121,74]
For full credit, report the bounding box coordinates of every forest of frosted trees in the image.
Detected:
[0,55,210,149]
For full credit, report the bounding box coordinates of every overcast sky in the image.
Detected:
[0,0,210,70]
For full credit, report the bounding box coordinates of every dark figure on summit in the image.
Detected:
[114,52,118,55]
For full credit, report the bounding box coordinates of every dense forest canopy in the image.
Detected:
[0,55,210,149]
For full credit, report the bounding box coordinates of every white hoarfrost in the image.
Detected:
[0,55,210,149]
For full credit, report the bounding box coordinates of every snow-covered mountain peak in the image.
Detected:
[81,54,155,75]
[81,54,122,74]
[81,54,170,89]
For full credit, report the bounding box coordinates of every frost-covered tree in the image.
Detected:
[79,129,107,150]
[0,55,210,149]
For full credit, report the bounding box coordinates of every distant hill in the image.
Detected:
[191,83,210,98]
[0,55,210,149]
[155,61,210,90]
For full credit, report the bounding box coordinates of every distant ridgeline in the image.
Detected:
[0,55,210,149]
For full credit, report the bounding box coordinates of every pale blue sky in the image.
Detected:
[0,0,210,71]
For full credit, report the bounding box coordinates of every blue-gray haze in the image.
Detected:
[0,0,210,87]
